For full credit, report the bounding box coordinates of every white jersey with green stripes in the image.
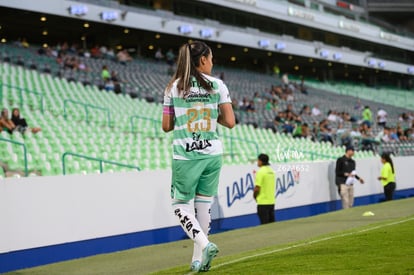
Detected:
[164,73,232,160]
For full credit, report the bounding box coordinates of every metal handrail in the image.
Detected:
[0,137,28,176]
[62,151,141,175]
[0,81,44,113]
[63,99,111,127]
[222,135,259,159]
[130,115,161,136]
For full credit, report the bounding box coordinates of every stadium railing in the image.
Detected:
[62,151,141,175]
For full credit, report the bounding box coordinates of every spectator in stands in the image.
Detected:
[42,64,52,74]
[63,56,78,70]
[327,110,341,123]
[362,106,373,127]
[396,125,407,141]
[271,85,284,100]
[11,108,41,134]
[100,45,108,58]
[377,107,387,127]
[274,111,286,130]
[341,112,357,123]
[15,56,25,66]
[0,160,26,178]
[246,100,256,112]
[299,105,311,116]
[389,127,400,142]
[311,104,322,116]
[359,122,377,151]
[285,88,295,101]
[310,122,319,141]
[293,122,310,139]
[265,99,278,111]
[297,76,308,95]
[239,97,249,111]
[28,60,37,70]
[106,47,116,61]
[319,119,334,144]
[335,145,364,209]
[350,124,362,139]
[58,41,69,55]
[336,123,352,147]
[155,48,164,61]
[104,79,115,92]
[117,49,133,65]
[398,113,407,122]
[77,60,89,72]
[301,123,310,138]
[343,123,361,148]
[376,126,391,143]
[68,43,79,55]
[284,104,299,118]
[281,111,296,134]
[377,153,396,201]
[101,65,111,81]
[405,128,414,141]
[0,108,16,134]
[90,45,102,59]
[111,71,123,94]
[253,92,263,105]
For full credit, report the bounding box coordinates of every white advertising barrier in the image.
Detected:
[213,157,386,219]
[225,155,414,218]
[0,170,176,253]
[1,156,413,254]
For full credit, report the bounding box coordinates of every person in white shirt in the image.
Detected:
[377,108,387,127]
[311,105,321,116]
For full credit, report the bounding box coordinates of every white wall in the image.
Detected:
[1,156,413,254]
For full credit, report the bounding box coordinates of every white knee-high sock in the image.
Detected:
[192,195,213,262]
[172,199,209,251]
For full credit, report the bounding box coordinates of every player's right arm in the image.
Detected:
[162,107,174,132]
[162,90,175,133]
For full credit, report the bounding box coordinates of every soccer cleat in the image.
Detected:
[200,242,219,271]
[190,260,201,272]
[200,263,211,272]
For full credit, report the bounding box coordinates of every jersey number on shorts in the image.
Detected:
[187,108,211,132]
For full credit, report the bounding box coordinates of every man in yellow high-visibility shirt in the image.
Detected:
[253,154,276,224]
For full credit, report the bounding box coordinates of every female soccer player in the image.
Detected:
[162,41,235,272]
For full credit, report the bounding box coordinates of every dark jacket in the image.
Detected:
[335,155,359,185]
